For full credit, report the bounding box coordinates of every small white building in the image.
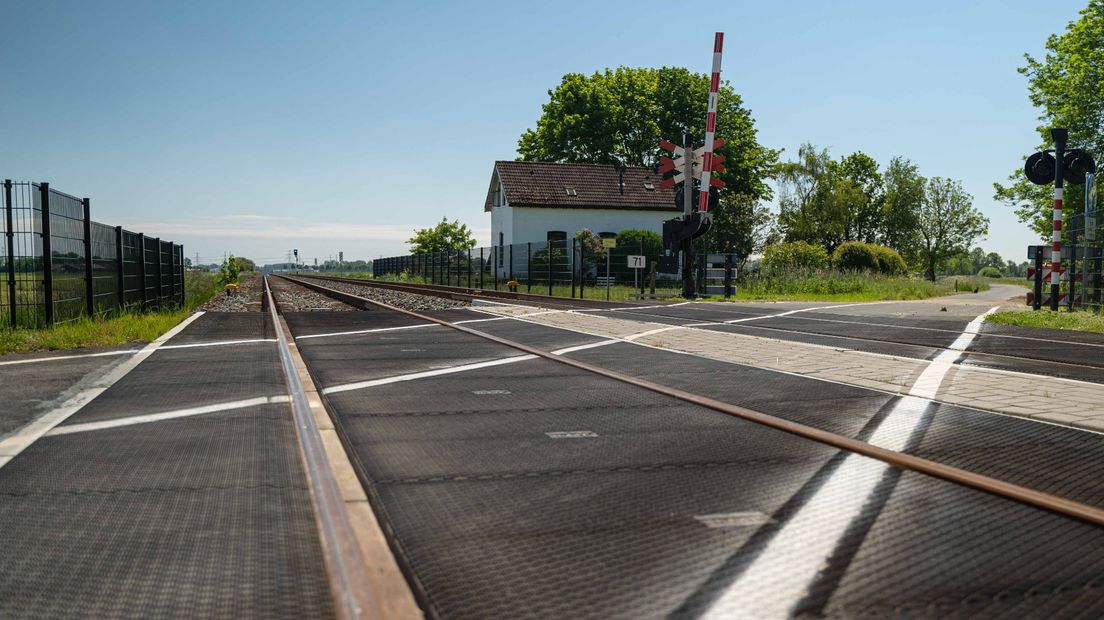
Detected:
[485,161,679,276]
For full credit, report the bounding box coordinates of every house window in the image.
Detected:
[498,232,504,267]
[547,230,567,251]
[493,184,503,207]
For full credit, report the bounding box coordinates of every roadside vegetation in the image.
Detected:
[988,309,1104,334]
[0,270,220,356]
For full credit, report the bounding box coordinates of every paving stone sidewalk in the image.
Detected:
[476,304,1104,432]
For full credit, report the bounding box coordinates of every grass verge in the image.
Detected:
[0,272,220,356]
[987,309,1104,334]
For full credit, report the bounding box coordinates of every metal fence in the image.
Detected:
[372,237,686,301]
[1,180,184,328]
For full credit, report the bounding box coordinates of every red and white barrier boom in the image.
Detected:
[698,32,724,213]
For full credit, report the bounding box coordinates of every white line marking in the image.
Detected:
[623,326,687,341]
[453,316,510,324]
[45,395,291,436]
[723,303,865,324]
[909,306,1000,400]
[551,340,620,355]
[321,355,537,395]
[295,323,439,340]
[0,311,206,469]
[159,338,276,350]
[0,349,139,366]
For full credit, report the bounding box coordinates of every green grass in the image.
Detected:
[0,271,219,356]
[705,271,990,303]
[335,269,1004,303]
[987,308,1104,334]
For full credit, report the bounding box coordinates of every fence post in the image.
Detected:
[169,243,177,306]
[456,249,461,287]
[548,241,553,296]
[154,237,163,308]
[82,198,94,316]
[137,233,147,308]
[479,248,484,289]
[178,245,185,305]
[579,241,585,299]
[115,227,124,310]
[527,242,531,293]
[508,244,513,283]
[571,238,576,298]
[40,183,54,325]
[468,248,473,288]
[640,234,646,298]
[4,180,15,328]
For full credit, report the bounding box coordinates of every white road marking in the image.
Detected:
[453,316,510,324]
[550,340,619,355]
[544,430,598,438]
[295,323,439,340]
[158,338,276,350]
[722,303,867,324]
[45,395,291,436]
[910,306,1000,399]
[623,326,687,341]
[0,349,138,366]
[708,309,1001,616]
[321,355,537,395]
[0,311,206,469]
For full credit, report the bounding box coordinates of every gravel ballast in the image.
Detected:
[198,273,264,312]
[302,278,470,312]
[269,276,357,312]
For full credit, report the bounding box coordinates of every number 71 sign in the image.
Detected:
[627,255,646,269]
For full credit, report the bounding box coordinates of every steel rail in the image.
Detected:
[264,276,383,620]
[305,275,1104,376]
[281,274,1104,529]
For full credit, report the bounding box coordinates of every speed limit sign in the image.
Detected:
[627,255,646,269]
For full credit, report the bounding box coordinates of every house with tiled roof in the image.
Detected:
[484,160,678,276]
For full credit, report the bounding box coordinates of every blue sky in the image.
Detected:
[0,0,1085,265]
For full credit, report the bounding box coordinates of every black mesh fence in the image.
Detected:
[373,235,684,302]
[1,180,184,328]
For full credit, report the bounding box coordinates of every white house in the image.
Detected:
[485,161,679,276]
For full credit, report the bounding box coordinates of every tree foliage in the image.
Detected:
[917,178,990,281]
[518,66,780,204]
[219,254,241,285]
[407,218,477,254]
[708,192,774,261]
[760,241,830,272]
[994,1,1104,238]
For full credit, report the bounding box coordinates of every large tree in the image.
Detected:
[776,145,886,252]
[407,218,477,254]
[917,178,990,281]
[708,192,775,262]
[994,1,1103,238]
[880,157,925,263]
[517,66,779,205]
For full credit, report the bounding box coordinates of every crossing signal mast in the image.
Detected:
[657,32,725,298]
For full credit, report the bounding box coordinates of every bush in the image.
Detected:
[978,266,1003,278]
[761,241,830,271]
[833,241,907,275]
[832,241,878,272]
[872,245,908,276]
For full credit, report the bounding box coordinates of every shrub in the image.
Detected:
[832,241,879,272]
[978,266,1003,278]
[833,242,908,275]
[872,245,908,276]
[761,241,830,271]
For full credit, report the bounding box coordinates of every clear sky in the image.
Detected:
[0,0,1085,266]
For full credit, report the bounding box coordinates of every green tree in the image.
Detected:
[407,218,477,254]
[709,192,774,262]
[880,157,925,262]
[517,66,780,203]
[917,178,990,281]
[219,254,241,285]
[994,1,1103,239]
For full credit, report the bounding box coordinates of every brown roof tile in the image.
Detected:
[485,161,678,212]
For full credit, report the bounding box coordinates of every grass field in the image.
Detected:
[987,308,1104,334]
[357,270,993,303]
[0,271,220,356]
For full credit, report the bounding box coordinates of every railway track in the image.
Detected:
[275,274,1104,525]
[293,274,1104,383]
[266,274,1104,617]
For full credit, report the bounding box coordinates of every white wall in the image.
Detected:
[489,204,676,277]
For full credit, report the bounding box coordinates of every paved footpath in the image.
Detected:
[0,312,334,618]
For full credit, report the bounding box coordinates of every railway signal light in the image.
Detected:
[1064,149,1097,185]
